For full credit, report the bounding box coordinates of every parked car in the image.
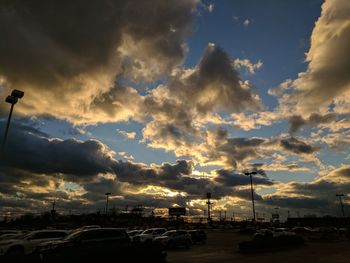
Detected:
[70,225,101,233]
[0,230,68,257]
[154,230,192,248]
[239,230,304,253]
[188,230,207,244]
[38,228,166,262]
[133,228,167,243]
[0,233,25,241]
[272,228,295,237]
[127,230,144,241]
[292,227,314,235]
[0,230,22,237]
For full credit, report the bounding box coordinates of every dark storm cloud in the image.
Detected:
[0,1,121,86]
[0,0,198,123]
[215,169,274,186]
[0,120,276,215]
[216,137,266,168]
[0,121,115,177]
[288,113,337,133]
[191,44,262,113]
[153,44,262,116]
[280,137,317,155]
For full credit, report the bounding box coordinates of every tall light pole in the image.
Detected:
[245,171,257,222]
[336,194,345,217]
[105,192,111,215]
[206,192,212,223]
[2,89,24,149]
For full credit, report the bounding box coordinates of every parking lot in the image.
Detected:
[167,230,350,263]
[1,226,350,262]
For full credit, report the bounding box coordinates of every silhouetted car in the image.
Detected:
[38,228,166,262]
[127,230,144,241]
[154,230,192,248]
[239,230,304,253]
[292,227,314,235]
[0,230,22,237]
[38,228,129,260]
[70,225,101,233]
[133,228,167,243]
[188,230,207,244]
[0,230,68,257]
[0,233,25,241]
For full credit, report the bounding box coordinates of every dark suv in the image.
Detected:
[39,228,129,261]
[38,228,166,262]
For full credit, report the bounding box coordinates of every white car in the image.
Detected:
[0,229,68,256]
[133,228,167,243]
[154,230,192,248]
[272,228,295,237]
[70,225,101,234]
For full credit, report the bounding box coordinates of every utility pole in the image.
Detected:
[105,192,111,215]
[51,200,56,222]
[245,171,257,222]
[206,193,212,223]
[336,194,346,217]
[2,89,24,149]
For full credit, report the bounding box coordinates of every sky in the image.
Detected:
[0,0,349,220]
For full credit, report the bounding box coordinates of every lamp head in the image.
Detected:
[5,95,18,104]
[11,89,24,99]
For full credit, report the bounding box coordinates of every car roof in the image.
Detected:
[31,230,68,233]
[81,228,126,232]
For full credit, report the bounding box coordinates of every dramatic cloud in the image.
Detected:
[0,0,198,123]
[233,58,262,74]
[215,169,273,186]
[145,44,263,118]
[288,113,337,133]
[262,165,350,216]
[0,122,115,177]
[1,121,274,216]
[280,137,318,155]
[277,0,350,116]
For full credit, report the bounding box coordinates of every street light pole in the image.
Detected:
[105,192,111,215]
[2,89,24,149]
[245,171,257,222]
[336,194,345,217]
[2,100,15,149]
[206,192,212,223]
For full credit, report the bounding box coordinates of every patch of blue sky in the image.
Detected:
[85,121,177,164]
[187,0,322,110]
